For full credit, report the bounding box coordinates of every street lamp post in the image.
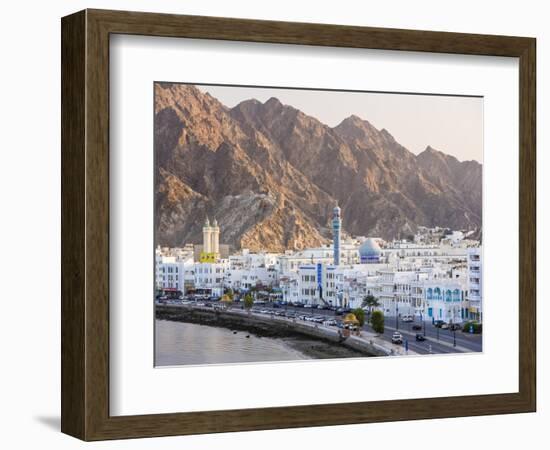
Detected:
[453,326,457,347]
[421,312,426,337]
[395,302,399,331]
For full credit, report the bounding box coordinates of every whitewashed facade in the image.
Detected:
[466,247,483,322]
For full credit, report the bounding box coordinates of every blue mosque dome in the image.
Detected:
[359,238,382,263]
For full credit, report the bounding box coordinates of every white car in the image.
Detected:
[391,332,403,344]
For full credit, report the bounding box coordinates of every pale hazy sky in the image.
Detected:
[194,84,483,163]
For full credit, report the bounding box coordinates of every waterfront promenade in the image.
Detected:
[157,301,482,357]
[156,303,416,357]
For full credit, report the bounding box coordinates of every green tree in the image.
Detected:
[243,293,254,311]
[361,294,380,314]
[352,308,366,327]
[371,310,385,334]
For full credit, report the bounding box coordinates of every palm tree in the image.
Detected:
[362,294,380,315]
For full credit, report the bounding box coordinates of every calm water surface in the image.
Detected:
[155,319,308,366]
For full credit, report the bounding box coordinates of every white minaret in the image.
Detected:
[211,218,220,255]
[203,217,212,253]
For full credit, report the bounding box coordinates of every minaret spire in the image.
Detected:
[203,216,212,253]
[332,204,342,266]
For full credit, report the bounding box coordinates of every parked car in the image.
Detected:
[412,324,422,331]
[433,320,446,328]
[303,304,313,309]
[449,323,462,331]
[415,334,426,341]
[391,332,403,344]
[440,323,450,329]
[401,315,414,323]
[336,307,352,316]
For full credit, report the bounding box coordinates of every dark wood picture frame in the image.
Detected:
[61,9,536,441]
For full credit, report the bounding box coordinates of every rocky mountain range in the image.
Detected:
[155,83,482,252]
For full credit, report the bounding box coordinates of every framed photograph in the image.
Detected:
[61,9,536,440]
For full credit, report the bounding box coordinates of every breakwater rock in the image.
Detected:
[156,305,388,358]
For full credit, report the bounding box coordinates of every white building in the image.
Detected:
[225,249,280,291]
[334,264,387,308]
[466,247,483,322]
[280,263,338,306]
[155,246,194,293]
[226,266,278,291]
[421,279,467,323]
[377,269,418,317]
[193,261,228,296]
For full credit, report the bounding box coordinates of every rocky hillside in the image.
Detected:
[155,83,482,251]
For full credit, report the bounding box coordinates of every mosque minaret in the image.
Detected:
[202,217,212,253]
[332,204,342,266]
[211,218,220,255]
[202,216,220,260]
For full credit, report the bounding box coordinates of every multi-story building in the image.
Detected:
[193,261,228,296]
[155,251,195,294]
[466,247,482,322]
[421,279,467,323]
[225,266,278,291]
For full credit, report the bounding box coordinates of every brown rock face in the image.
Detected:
[155,83,482,250]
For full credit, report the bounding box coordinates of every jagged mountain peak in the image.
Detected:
[420,145,448,158]
[335,114,377,132]
[155,84,482,250]
[264,96,283,108]
[339,114,370,125]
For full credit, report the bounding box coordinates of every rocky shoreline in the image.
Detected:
[156,306,370,360]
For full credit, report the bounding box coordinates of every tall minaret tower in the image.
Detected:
[332,205,342,266]
[211,218,220,256]
[203,217,212,253]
